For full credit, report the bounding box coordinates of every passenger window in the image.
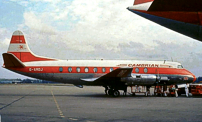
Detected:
[135,68,139,73]
[59,67,63,72]
[144,68,148,73]
[85,67,89,72]
[102,68,106,73]
[110,68,113,72]
[94,67,98,73]
[68,67,72,73]
[76,67,80,72]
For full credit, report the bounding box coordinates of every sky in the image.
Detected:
[0,0,202,79]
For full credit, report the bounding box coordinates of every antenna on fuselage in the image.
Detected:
[164,60,166,64]
[171,57,173,62]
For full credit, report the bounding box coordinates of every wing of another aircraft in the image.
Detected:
[128,0,202,41]
[80,67,133,82]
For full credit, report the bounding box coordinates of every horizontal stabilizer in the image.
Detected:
[2,53,25,68]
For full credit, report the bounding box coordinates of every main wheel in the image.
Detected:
[108,89,113,96]
[113,90,120,97]
[105,90,108,95]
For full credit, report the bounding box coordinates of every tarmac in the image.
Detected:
[0,84,202,122]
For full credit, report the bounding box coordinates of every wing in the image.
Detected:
[80,67,133,83]
[127,0,202,41]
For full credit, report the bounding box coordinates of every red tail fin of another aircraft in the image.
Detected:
[7,30,56,62]
[129,0,154,11]
[133,0,154,5]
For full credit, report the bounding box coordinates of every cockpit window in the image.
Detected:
[177,65,183,69]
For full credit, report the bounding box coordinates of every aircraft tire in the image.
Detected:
[105,90,108,95]
[113,90,120,97]
[108,89,113,96]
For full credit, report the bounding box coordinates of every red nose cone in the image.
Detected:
[193,75,197,82]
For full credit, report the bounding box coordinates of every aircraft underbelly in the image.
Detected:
[10,70,96,85]
[128,10,202,41]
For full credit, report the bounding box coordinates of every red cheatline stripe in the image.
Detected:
[134,0,154,5]
[9,66,192,76]
[10,36,26,44]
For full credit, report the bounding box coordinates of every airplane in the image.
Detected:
[2,30,196,97]
[127,0,202,41]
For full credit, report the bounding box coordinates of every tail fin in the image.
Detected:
[132,0,202,11]
[7,30,56,62]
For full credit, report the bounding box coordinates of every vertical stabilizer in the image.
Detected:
[7,30,56,62]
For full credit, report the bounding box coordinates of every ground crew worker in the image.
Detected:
[173,84,178,97]
[185,83,189,97]
[163,82,167,97]
[135,85,138,92]
[138,85,141,92]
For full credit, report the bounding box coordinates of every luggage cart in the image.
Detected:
[190,84,202,96]
[130,86,149,96]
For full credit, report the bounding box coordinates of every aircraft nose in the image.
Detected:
[188,71,196,82]
[192,74,197,82]
[185,69,196,82]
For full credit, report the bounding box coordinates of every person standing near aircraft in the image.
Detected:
[163,82,167,97]
[185,83,189,97]
[175,84,178,97]
[172,84,178,98]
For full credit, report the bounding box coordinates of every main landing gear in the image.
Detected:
[104,86,127,97]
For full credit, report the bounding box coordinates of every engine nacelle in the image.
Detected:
[121,74,157,85]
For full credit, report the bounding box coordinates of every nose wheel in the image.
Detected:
[108,89,113,96]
